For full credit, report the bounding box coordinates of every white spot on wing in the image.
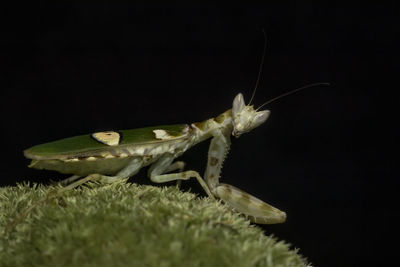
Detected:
[153,129,175,140]
[64,158,79,162]
[135,147,145,155]
[92,131,121,146]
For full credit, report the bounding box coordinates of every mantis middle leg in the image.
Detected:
[148,153,214,198]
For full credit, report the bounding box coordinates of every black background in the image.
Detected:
[1,2,396,267]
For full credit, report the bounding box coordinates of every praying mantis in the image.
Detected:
[11,34,329,228]
[22,82,327,226]
[24,93,283,224]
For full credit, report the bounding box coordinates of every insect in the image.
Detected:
[16,30,328,227]
[23,94,283,224]
[22,81,327,225]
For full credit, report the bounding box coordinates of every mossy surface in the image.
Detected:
[0,182,309,267]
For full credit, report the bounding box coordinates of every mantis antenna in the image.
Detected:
[256,82,330,111]
[247,30,329,109]
[248,29,267,105]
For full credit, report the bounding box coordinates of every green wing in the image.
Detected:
[24,124,189,159]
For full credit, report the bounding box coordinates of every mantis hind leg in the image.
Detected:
[5,158,144,232]
[59,175,81,185]
[60,157,144,188]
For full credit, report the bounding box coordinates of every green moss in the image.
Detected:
[0,182,309,267]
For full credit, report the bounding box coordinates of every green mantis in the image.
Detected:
[15,32,328,227]
[18,79,329,229]
[24,94,286,224]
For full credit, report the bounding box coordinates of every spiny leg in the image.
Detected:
[148,153,214,198]
[214,183,286,224]
[204,130,231,190]
[204,130,286,224]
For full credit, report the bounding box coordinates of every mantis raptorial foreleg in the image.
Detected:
[204,129,231,190]
[148,153,214,198]
[201,129,286,223]
[214,183,286,224]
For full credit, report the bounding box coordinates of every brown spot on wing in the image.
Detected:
[192,121,207,131]
[215,110,232,123]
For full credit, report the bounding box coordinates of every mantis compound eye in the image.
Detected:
[251,110,270,130]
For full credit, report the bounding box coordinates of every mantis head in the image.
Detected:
[232,93,270,138]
